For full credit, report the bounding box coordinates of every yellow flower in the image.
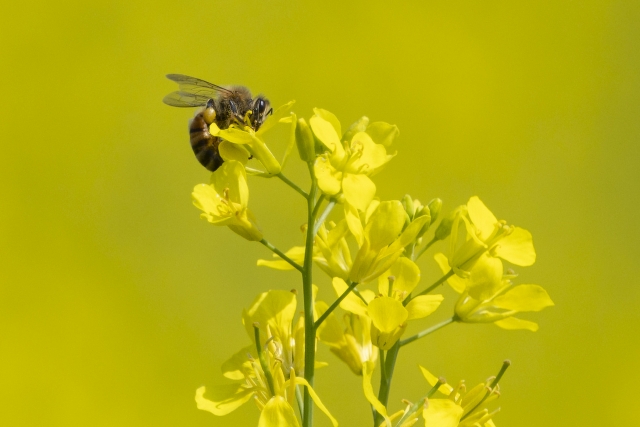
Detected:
[311,109,398,214]
[419,366,502,427]
[334,257,443,351]
[434,252,554,331]
[447,196,536,278]
[211,101,296,175]
[316,300,378,375]
[350,200,430,284]
[192,160,262,241]
[256,220,353,280]
[196,289,337,426]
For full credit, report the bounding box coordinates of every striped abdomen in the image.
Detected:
[189,111,224,172]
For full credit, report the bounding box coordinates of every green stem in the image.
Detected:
[295,385,304,418]
[253,325,276,396]
[460,360,511,421]
[373,341,400,426]
[277,172,309,199]
[399,317,455,347]
[302,162,319,427]
[404,270,454,305]
[313,199,337,236]
[311,194,326,219]
[394,378,446,426]
[414,236,438,261]
[259,238,304,273]
[314,280,358,329]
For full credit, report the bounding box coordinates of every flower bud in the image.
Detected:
[415,206,432,238]
[295,118,315,162]
[342,116,370,142]
[402,194,415,219]
[427,198,442,225]
[435,211,456,241]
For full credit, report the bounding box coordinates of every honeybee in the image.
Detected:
[163,74,272,171]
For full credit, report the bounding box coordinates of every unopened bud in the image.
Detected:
[402,194,415,219]
[427,198,442,225]
[416,206,432,238]
[342,116,370,142]
[435,211,456,240]
[295,118,316,162]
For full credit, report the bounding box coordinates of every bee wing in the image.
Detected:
[164,74,233,107]
[163,91,215,107]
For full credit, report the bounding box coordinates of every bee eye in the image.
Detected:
[258,99,266,114]
[229,100,238,115]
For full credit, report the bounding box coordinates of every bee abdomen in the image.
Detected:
[189,112,224,172]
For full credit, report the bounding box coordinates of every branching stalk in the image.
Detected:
[259,238,304,272]
[314,280,358,329]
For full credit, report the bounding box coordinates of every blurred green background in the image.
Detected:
[1,0,638,425]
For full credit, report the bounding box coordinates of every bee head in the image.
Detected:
[252,97,272,130]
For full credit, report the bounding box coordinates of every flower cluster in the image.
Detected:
[180,101,554,427]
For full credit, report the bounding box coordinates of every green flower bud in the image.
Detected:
[295,118,315,162]
[415,206,432,238]
[342,116,370,142]
[435,210,456,241]
[427,198,442,225]
[402,194,415,219]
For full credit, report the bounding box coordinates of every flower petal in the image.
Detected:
[346,131,391,175]
[494,226,536,266]
[195,385,253,416]
[258,396,300,427]
[365,201,405,250]
[494,316,539,331]
[368,296,408,333]
[467,196,498,241]
[492,284,554,312]
[314,156,342,196]
[405,295,443,320]
[422,399,463,427]
[221,345,254,380]
[292,377,339,427]
[257,246,305,270]
[344,203,364,247]
[363,361,391,426]
[379,257,421,296]
[310,114,341,152]
[219,140,250,164]
[313,108,342,139]
[418,366,454,396]
[342,173,376,212]
[211,160,248,207]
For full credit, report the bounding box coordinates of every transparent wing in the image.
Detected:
[163,91,214,107]
[164,74,232,107]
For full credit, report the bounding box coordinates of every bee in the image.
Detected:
[163,74,272,171]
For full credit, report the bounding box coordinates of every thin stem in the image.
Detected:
[394,378,446,426]
[373,341,400,426]
[314,280,358,329]
[404,270,454,305]
[460,360,511,421]
[399,317,456,347]
[302,162,319,427]
[311,194,326,219]
[295,385,304,418]
[414,236,438,261]
[313,199,337,236]
[253,325,276,396]
[259,238,304,273]
[277,172,309,199]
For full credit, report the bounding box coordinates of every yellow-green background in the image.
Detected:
[1,1,638,425]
